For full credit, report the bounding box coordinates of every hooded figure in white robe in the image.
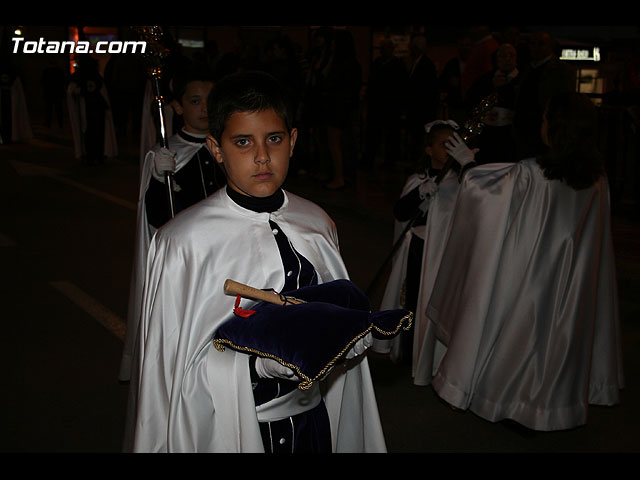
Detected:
[66,56,117,162]
[0,67,33,144]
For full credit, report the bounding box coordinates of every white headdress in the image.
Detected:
[424,119,460,133]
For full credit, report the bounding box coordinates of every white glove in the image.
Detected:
[254,357,299,381]
[418,179,439,199]
[151,147,177,182]
[418,197,432,214]
[416,180,438,213]
[445,132,478,167]
[345,332,373,359]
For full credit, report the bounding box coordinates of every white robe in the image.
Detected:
[411,170,460,383]
[3,77,33,143]
[425,158,624,431]
[119,132,211,382]
[128,188,387,452]
[372,170,458,366]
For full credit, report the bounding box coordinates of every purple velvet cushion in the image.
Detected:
[213,279,412,390]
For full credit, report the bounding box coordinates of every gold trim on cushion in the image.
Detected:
[212,312,414,390]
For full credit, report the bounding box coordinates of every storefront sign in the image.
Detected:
[560,47,601,62]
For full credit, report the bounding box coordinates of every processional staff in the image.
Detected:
[131,25,176,219]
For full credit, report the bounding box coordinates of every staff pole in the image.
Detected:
[132,25,175,219]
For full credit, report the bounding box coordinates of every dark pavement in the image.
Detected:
[1,117,639,455]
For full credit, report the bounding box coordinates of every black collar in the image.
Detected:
[226,186,285,213]
[178,128,208,144]
[427,167,442,178]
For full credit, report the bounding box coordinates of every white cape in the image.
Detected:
[411,170,460,383]
[119,132,209,381]
[425,159,624,430]
[127,188,387,452]
[372,170,458,367]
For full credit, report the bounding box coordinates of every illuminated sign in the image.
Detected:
[560,47,601,62]
[178,39,204,48]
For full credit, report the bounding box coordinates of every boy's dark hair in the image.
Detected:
[537,92,604,190]
[207,70,293,142]
[170,67,215,105]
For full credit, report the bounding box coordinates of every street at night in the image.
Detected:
[2,23,640,455]
[2,119,639,453]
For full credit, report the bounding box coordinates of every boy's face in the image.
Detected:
[173,80,214,135]
[425,129,454,170]
[207,109,297,198]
